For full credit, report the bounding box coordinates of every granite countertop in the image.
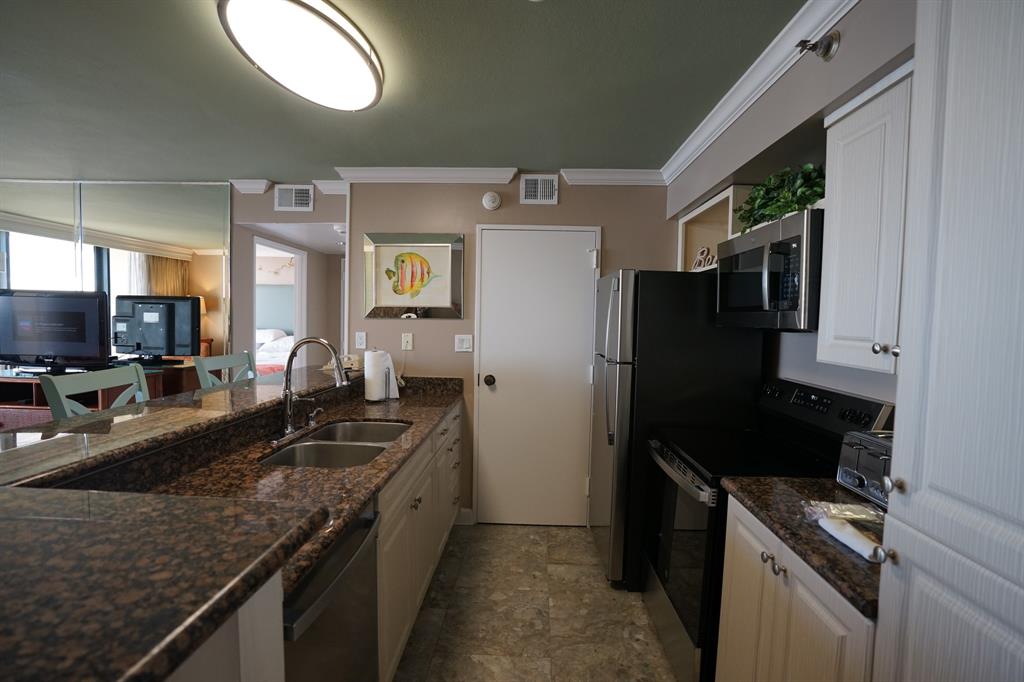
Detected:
[722,476,881,618]
[0,486,328,681]
[0,368,348,486]
[147,383,464,594]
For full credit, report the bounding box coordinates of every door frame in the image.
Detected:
[253,235,307,360]
[471,224,601,524]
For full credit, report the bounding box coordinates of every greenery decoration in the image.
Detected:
[734,164,825,232]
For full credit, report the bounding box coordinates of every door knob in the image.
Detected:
[483,374,496,387]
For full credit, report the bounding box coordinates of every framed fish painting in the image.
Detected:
[363,233,464,319]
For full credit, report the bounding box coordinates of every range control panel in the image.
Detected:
[760,379,894,436]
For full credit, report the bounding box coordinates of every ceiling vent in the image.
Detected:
[274,184,315,212]
[520,174,558,205]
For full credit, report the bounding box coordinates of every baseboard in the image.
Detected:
[455,507,476,525]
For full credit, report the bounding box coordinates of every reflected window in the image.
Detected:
[5,231,97,291]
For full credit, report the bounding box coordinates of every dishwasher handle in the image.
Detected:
[283,511,381,641]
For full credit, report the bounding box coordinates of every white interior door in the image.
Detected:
[475,225,599,525]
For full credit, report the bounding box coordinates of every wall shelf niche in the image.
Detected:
[676,185,751,272]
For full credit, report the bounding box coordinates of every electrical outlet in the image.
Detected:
[354,331,366,350]
[401,332,414,351]
[455,334,473,352]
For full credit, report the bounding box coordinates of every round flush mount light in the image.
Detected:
[218,0,383,111]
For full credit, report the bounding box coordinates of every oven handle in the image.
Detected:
[761,244,771,311]
[649,442,716,507]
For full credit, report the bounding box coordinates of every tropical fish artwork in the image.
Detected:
[385,251,439,299]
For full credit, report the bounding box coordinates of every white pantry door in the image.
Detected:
[475,225,598,525]
[874,2,1024,681]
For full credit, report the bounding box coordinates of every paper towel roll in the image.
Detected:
[364,350,400,401]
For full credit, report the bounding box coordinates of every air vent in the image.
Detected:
[520,174,558,205]
[274,184,315,212]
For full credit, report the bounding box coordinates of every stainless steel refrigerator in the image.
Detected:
[589,269,764,587]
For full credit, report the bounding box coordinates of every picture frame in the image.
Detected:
[363,232,464,319]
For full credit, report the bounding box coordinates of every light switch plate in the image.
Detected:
[401,332,414,351]
[354,331,367,350]
[455,334,473,352]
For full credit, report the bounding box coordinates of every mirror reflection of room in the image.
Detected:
[0,181,229,428]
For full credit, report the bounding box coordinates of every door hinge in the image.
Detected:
[588,364,594,384]
[476,373,480,386]
[587,248,599,270]
[585,475,591,497]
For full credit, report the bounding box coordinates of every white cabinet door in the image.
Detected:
[378,509,413,682]
[873,2,1024,680]
[410,465,438,604]
[768,543,874,682]
[716,503,778,682]
[817,77,911,373]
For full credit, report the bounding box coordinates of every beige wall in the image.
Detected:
[254,256,296,285]
[666,0,916,217]
[188,254,227,356]
[349,178,674,503]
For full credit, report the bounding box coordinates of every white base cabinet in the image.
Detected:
[377,403,462,682]
[717,501,874,682]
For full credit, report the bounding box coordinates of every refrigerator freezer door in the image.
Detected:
[595,275,615,357]
[589,358,634,582]
[608,270,636,364]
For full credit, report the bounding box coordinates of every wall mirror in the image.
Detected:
[363,233,464,319]
[0,180,230,429]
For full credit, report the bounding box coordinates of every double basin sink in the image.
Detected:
[263,421,410,469]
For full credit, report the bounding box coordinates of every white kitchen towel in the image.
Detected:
[818,517,879,561]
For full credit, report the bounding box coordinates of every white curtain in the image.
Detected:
[128,251,149,295]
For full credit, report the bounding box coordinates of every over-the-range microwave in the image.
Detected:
[716,209,823,331]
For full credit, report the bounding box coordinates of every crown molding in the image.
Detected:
[229,179,272,194]
[560,169,666,186]
[312,179,350,195]
[333,167,518,184]
[659,0,859,185]
[193,248,228,256]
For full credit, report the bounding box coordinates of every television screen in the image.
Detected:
[0,290,110,367]
[112,296,201,358]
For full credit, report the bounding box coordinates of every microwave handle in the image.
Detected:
[761,244,771,311]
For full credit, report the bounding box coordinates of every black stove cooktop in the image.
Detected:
[651,379,894,484]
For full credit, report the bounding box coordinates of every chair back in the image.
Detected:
[39,364,151,420]
[193,351,257,389]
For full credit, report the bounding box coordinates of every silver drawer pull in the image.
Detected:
[771,559,787,577]
[760,551,774,564]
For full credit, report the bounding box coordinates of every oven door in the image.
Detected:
[716,223,782,328]
[644,440,723,682]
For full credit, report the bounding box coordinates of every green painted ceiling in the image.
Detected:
[0,0,805,182]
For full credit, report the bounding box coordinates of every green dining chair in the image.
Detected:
[39,363,150,420]
[192,351,257,389]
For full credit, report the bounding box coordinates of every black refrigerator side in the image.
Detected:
[621,270,765,590]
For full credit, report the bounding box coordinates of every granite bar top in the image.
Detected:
[0,367,346,486]
[146,383,464,595]
[722,476,882,618]
[0,486,328,681]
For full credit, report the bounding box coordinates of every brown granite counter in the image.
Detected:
[0,486,327,681]
[722,476,882,618]
[144,383,464,594]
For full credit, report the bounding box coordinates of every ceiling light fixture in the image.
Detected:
[218,0,383,111]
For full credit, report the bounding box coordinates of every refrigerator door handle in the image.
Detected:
[604,277,617,361]
[761,244,771,311]
[604,361,614,445]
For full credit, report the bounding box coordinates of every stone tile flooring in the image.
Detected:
[395,524,674,681]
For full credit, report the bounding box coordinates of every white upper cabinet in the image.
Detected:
[817,76,911,373]
[874,2,1024,681]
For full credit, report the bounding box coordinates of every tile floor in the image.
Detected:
[395,524,674,681]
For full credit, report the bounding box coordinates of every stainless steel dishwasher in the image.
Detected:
[283,498,380,682]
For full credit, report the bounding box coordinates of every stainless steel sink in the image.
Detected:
[262,442,386,469]
[306,421,410,444]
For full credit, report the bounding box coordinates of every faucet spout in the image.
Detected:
[282,337,344,436]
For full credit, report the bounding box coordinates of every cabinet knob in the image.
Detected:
[451,460,461,470]
[452,495,460,506]
[883,476,906,494]
[760,551,774,564]
[871,546,899,564]
[871,342,890,355]
[771,559,788,577]
[891,344,901,358]
[410,495,423,510]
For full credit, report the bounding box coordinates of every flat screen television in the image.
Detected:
[0,290,111,371]
[112,295,201,360]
